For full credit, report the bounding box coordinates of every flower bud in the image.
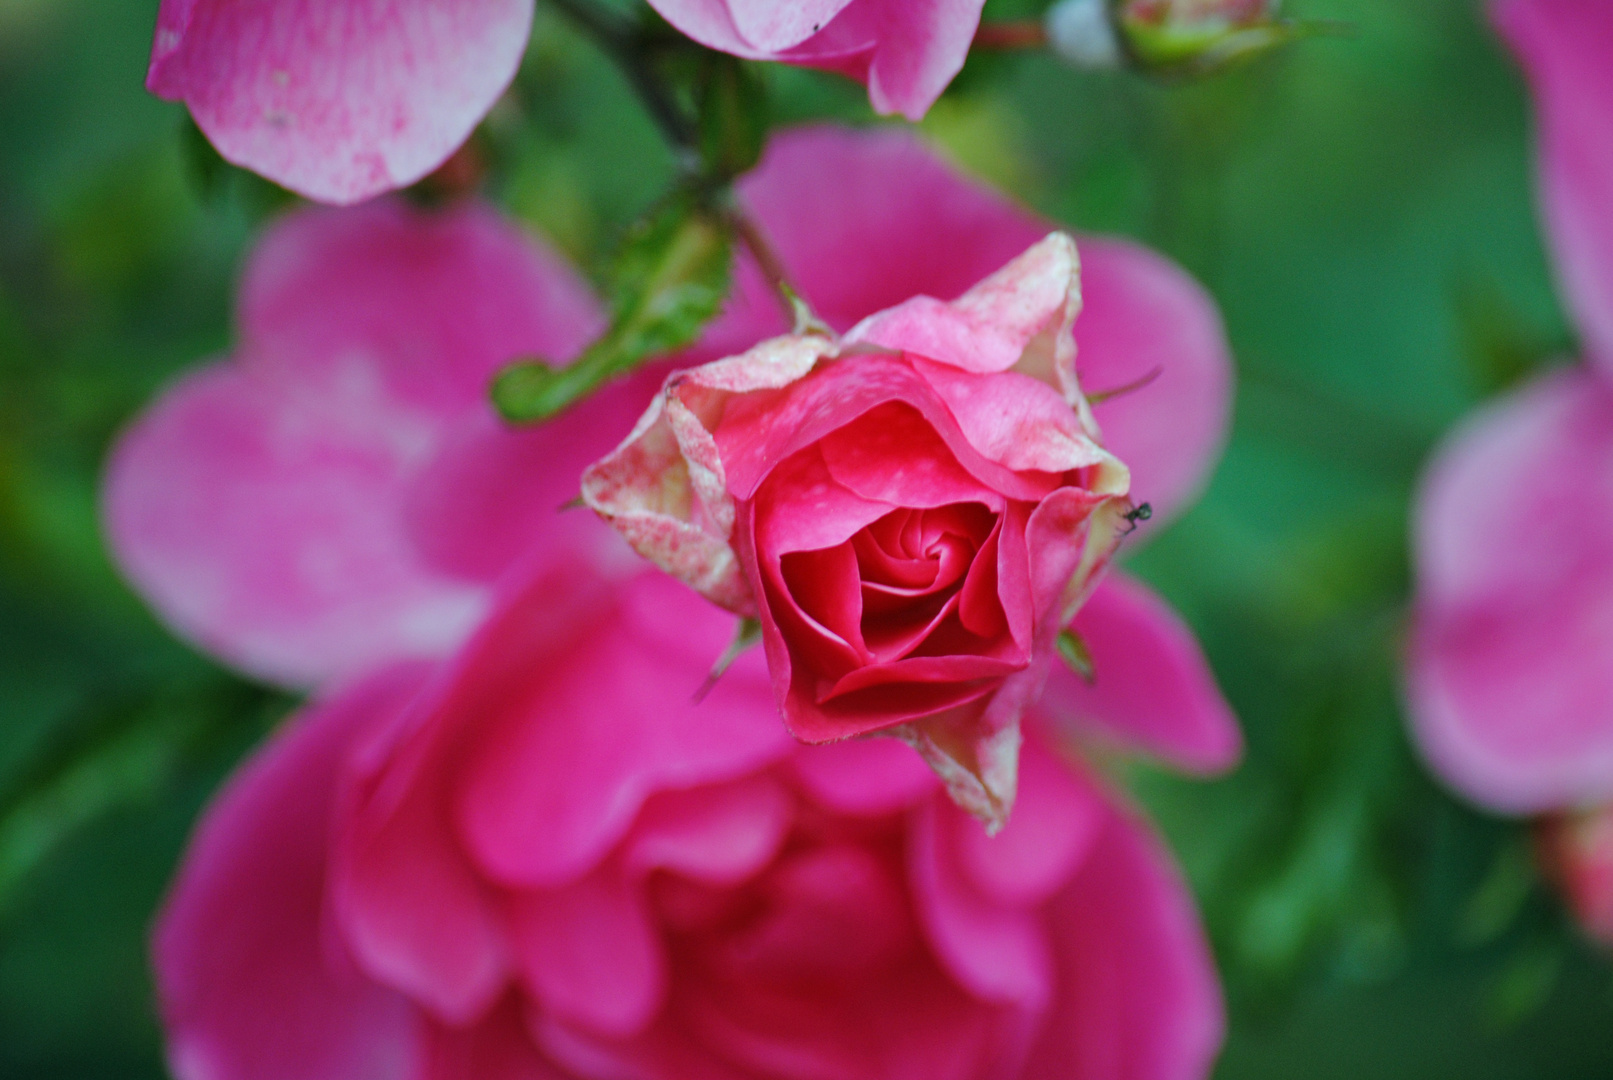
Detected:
[1046,0,1320,77]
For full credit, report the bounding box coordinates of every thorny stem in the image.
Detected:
[972,20,1050,50]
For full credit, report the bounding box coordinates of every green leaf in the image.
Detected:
[493,192,733,423]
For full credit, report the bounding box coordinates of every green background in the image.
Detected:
[0,0,1608,1076]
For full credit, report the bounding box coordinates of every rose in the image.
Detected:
[586,231,1136,827]
[154,562,1226,1080]
[148,0,987,205]
[1405,0,1613,814]
[1401,0,1613,943]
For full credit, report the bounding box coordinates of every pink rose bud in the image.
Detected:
[1537,805,1613,945]
[584,235,1135,829]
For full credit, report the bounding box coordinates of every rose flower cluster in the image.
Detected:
[111,2,1242,1071]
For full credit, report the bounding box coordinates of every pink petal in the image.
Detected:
[781,0,989,121]
[454,569,795,887]
[418,997,569,1080]
[153,666,425,1080]
[1022,804,1225,1080]
[787,736,939,815]
[148,0,535,204]
[103,200,606,689]
[1078,238,1234,526]
[238,201,601,416]
[909,792,1054,1011]
[728,126,1230,523]
[622,775,795,884]
[1494,0,1613,377]
[507,868,666,1038]
[104,361,489,689]
[950,738,1107,908]
[1037,574,1242,774]
[1408,367,1613,811]
[846,233,1080,381]
[645,0,982,120]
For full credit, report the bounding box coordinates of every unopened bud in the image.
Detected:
[1045,0,1123,69]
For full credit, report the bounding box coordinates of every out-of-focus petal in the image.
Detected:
[418,997,570,1080]
[1038,574,1241,774]
[1022,804,1224,1080]
[452,569,794,888]
[1077,238,1233,526]
[237,201,601,415]
[153,666,426,1080]
[1408,367,1613,811]
[726,126,1232,522]
[103,201,606,689]
[1494,0,1613,377]
[148,0,535,205]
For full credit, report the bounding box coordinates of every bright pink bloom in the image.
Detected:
[586,127,1237,825]
[1405,1,1613,815]
[154,563,1226,1080]
[148,0,535,205]
[102,198,635,689]
[645,0,987,120]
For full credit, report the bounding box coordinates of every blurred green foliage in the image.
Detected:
[0,0,1610,1077]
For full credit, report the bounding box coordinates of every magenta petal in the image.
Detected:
[418,997,569,1080]
[951,739,1106,908]
[1408,368,1613,811]
[1023,805,1224,1080]
[1495,0,1613,377]
[909,795,1054,1011]
[788,737,939,815]
[153,667,425,1080]
[1079,238,1233,526]
[104,362,489,689]
[508,869,666,1038]
[148,0,535,204]
[622,775,794,884]
[1038,574,1241,774]
[103,201,605,689]
[455,570,794,888]
[238,201,602,415]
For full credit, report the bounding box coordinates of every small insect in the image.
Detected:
[1121,501,1153,535]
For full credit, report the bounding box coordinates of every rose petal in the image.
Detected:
[623,775,795,884]
[418,997,569,1080]
[909,794,1054,1011]
[507,868,667,1038]
[1038,574,1242,774]
[1408,367,1613,811]
[787,736,939,815]
[950,738,1107,908]
[1494,0,1613,377]
[154,666,424,1080]
[455,570,795,887]
[149,0,535,204]
[1022,804,1224,1080]
[104,201,604,689]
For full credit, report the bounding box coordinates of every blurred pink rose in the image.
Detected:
[154,563,1226,1080]
[587,127,1237,826]
[1405,0,1613,815]
[148,0,536,205]
[645,0,987,120]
